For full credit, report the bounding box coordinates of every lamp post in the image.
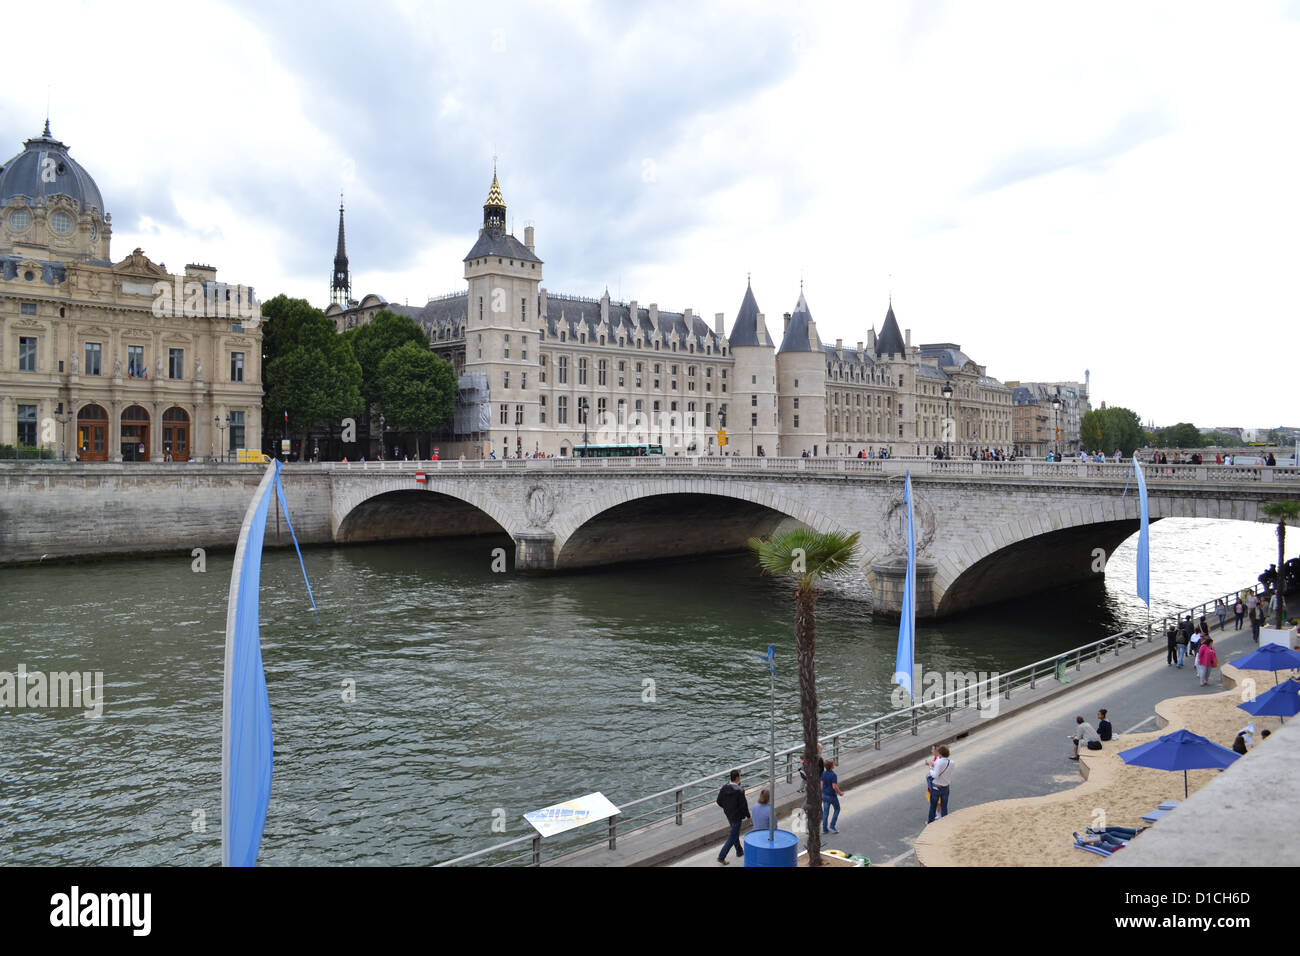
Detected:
[579,397,589,451]
[378,413,385,461]
[1052,394,1062,461]
[941,382,953,459]
[54,403,72,462]
[214,415,228,462]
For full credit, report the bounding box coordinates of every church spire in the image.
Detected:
[331,196,351,307]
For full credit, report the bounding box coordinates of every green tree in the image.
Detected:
[259,295,356,450]
[350,310,429,413]
[1260,501,1300,628]
[1080,410,1104,452]
[748,528,861,866]
[377,342,456,453]
[1091,407,1144,456]
[1158,422,1204,449]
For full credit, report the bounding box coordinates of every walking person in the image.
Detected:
[1166,623,1179,666]
[1175,618,1191,668]
[1250,606,1262,644]
[1234,597,1246,631]
[926,745,953,822]
[1196,637,1219,686]
[821,759,843,834]
[1216,599,1228,632]
[715,770,750,865]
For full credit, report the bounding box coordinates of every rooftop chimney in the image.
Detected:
[784,312,791,333]
[714,312,724,335]
[867,328,876,349]
[757,312,767,339]
[808,319,819,349]
[540,287,548,320]
[905,328,912,348]
[524,225,535,252]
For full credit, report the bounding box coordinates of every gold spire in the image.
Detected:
[485,168,505,209]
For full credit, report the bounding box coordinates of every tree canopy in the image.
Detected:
[1080,406,1144,455]
[377,342,457,437]
[260,295,363,440]
[349,310,429,413]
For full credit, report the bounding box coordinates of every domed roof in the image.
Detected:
[0,122,107,221]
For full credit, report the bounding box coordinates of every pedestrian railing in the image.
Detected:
[437,583,1261,866]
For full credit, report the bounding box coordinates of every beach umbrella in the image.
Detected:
[1229,644,1300,686]
[1117,729,1240,799]
[1238,678,1300,724]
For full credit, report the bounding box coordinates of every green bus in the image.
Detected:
[572,443,665,458]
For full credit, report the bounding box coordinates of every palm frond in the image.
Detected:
[1261,500,1300,521]
[749,528,861,581]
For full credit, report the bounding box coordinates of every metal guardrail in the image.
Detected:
[437,583,1262,866]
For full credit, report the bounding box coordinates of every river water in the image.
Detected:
[0,517,1292,865]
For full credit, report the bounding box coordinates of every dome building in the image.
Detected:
[0,124,263,461]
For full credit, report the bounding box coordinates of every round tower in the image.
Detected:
[775,291,828,457]
[726,280,778,456]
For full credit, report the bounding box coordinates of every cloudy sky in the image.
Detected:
[3,0,1296,428]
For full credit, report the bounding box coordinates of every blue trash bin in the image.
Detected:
[743,828,799,867]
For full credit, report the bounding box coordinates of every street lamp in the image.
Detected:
[579,397,589,451]
[378,413,385,461]
[1052,394,1062,461]
[941,382,953,459]
[54,403,72,461]
[214,415,228,462]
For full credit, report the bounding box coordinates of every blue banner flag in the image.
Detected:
[222,460,317,866]
[1134,456,1150,607]
[894,472,916,701]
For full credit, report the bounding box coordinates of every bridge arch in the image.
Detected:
[331,476,520,543]
[552,477,846,570]
[928,491,1265,616]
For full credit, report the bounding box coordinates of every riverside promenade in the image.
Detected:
[540,592,1253,868]
[669,609,1259,868]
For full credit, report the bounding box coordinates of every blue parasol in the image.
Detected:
[1238,678,1300,723]
[1117,728,1241,798]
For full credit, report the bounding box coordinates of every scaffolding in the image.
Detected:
[454,371,491,437]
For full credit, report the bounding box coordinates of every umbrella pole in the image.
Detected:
[1184,769,1188,799]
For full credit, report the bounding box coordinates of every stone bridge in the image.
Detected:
[7,456,1295,618]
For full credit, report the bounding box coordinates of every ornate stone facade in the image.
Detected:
[0,126,263,460]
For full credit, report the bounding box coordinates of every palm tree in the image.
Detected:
[1260,500,1300,628]
[749,527,861,866]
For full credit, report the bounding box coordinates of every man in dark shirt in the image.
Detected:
[1096,709,1113,741]
[715,770,750,865]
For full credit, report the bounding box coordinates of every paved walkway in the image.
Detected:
[671,614,1257,867]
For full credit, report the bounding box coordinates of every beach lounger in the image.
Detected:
[1141,809,1170,824]
[1074,840,1113,857]
[1157,801,1180,811]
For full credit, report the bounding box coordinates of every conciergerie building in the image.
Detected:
[327,169,1020,460]
[0,124,263,461]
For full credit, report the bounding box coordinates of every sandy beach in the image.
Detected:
[913,661,1288,866]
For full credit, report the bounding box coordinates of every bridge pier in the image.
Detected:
[869,559,938,619]
[513,532,557,571]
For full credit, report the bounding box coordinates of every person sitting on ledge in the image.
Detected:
[1096,709,1112,741]
[1069,716,1102,759]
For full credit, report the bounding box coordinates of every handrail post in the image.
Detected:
[675,789,683,825]
[608,815,617,850]
[1029,663,1037,689]
[911,706,919,736]
[874,720,881,750]
[786,752,793,784]
[1003,672,1010,700]
[833,735,840,765]
[1075,649,1082,672]
[531,835,541,866]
